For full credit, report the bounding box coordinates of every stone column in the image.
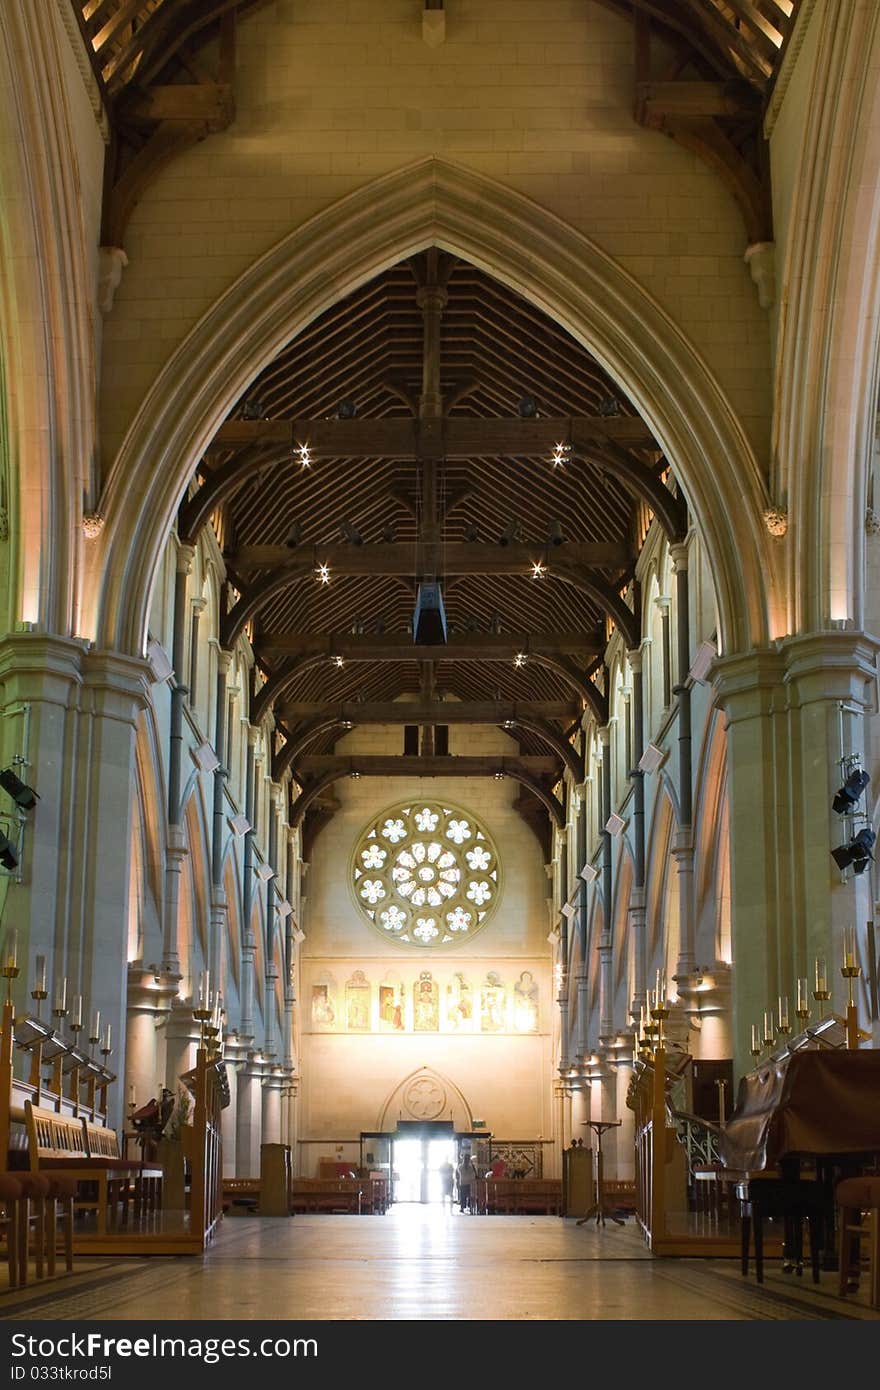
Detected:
[164,1000,201,1091]
[261,1066,284,1145]
[240,728,258,1043]
[670,543,696,979]
[0,635,151,1129]
[125,964,178,1109]
[713,632,880,1075]
[628,646,647,1018]
[598,725,614,1041]
[236,1055,265,1178]
[209,650,232,986]
[162,544,194,977]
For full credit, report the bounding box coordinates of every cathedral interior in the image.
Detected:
[0,0,879,1327]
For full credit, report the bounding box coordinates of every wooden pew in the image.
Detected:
[24,1102,132,1236]
[82,1117,163,1224]
[484,1178,563,1214]
[291,1178,362,1213]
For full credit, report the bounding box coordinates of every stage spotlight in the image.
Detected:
[0,768,38,811]
[832,767,870,814]
[0,832,19,871]
[831,826,876,872]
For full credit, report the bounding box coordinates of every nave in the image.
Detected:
[1,1206,877,1324]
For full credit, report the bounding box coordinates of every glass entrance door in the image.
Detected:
[392,1136,456,1202]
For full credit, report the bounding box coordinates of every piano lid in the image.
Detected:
[719,1048,880,1172]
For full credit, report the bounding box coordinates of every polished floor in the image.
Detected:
[1,1204,877,1321]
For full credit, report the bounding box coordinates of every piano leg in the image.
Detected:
[754,1205,764,1283]
[740,1204,751,1277]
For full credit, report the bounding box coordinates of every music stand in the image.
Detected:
[576,1119,624,1227]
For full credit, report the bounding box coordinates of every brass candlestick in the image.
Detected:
[1,962,20,1004]
[193,1006,212,1048]
[795,977,810,1022]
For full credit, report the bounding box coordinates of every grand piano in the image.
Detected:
[720,1030,880,1282]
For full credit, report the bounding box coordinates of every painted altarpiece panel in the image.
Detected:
[378,972,405,1032]
[345,969,371,1031]
[413,971,439,1031]
[480,971,506,1032]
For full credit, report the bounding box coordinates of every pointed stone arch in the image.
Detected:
[377,1065,474,1132]
[87,158,776,660]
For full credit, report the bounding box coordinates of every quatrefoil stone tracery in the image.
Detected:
[351,801,501,948]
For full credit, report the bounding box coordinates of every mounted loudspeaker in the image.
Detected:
[561,902,577,920]
[688,640,717,684]
[605,812,627,837]
[579,862,599,883]
[638,743,665,774]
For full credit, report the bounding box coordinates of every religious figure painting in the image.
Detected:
[446,971,473,1030]
[311,980,336,1029]
[481,971,506,1032]
[413,970,439,1031]
[513,970,539,1033]
[345,969,370,1031]
[379,978,405,1031]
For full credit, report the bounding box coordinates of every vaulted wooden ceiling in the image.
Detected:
[185,252,678,849]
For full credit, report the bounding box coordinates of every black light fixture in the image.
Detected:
[380,522,396,542]
[241,398,266,420]
[463,522,479,542]
[0,832,19,871]
[831,826,876,873]
[598,396,620,417]
[336,399,357,419]
[517,394,539,418]
[499,519,523,546]
[832,767,870,814]
[284,523,303,548]
[547,519,564,547]
[0,768,38,812]
[413,582,447,644]
[338,520,364,545]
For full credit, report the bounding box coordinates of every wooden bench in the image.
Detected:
[82,1117,163,1224]
[222,1178,261,1213]
[25,1102,137,1236]
[291,1178,362,1214]
[485,1179,563,1215]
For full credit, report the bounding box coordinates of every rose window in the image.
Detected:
[351,801,501,947]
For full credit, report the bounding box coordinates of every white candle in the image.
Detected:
[815,956,827,995]
[54,977,68,1013]
[778,994,789,1030]
[843,925,856,969]
[763,1008,774,1041]
[91,1009,100,1040]
[4,927,17,971]
[71,994,83,1028]
[102,1023,111,1052]
[34,954,46,993]
[797,977,809,1014]
[751,1023,760,1052]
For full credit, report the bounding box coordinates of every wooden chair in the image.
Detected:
[837,1175,880,1309]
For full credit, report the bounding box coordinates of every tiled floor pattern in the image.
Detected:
[1,1207,877,1321]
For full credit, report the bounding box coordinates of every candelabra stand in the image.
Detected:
[1,959,19,1006]
[841,962,863,1050]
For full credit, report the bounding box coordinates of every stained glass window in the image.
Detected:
[351,801,501,947]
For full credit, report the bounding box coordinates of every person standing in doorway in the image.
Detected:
[439,1157,455,1210]
[456,1152,478,1213]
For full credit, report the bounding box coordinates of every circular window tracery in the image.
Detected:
[351,801,501,947]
